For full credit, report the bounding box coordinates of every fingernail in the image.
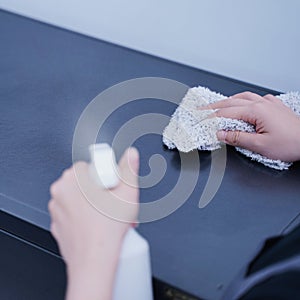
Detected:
[217,130,227,142]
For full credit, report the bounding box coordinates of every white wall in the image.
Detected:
[0,0,299,92]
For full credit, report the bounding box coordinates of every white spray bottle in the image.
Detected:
[89,144,153,300]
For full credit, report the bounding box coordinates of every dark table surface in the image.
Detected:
[1,9,300,300]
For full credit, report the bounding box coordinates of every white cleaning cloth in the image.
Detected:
[162,86,300,170]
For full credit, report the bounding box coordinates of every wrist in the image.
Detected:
[66,238,123,300]
[67,236,123,275]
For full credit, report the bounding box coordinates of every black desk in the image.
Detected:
[1,10,300,300]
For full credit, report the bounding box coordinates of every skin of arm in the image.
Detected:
[48,147,140,300]
[207,92,300,162]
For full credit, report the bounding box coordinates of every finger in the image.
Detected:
[48,198,56,215]
[50,182,59,198]
[50,222,58,239]
[215,106,256,124]
[48,198,65,221]
[199,92,262,110]
[263,94,281,103]
[199,97,252,110]
[72,161,89,174]
[69,161,92,200]
[72,161,89,186]
[198,98,228,110]
[204,111,218,120]
[118,147,140,190]
[231,91,263,101]
[51,165,77,193]
[217,130,264,152]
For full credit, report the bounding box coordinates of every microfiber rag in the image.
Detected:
[162,86,300,170]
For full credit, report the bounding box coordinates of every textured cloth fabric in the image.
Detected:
[163,86,300,170]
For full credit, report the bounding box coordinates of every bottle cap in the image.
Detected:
[89,143,120,189]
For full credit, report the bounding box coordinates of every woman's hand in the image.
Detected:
[48,147,140,300]
[208,92,300,162]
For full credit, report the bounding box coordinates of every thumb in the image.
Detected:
[217,130,263,152]
[118,147,140,189]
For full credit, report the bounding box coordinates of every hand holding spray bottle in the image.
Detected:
[89,144,153,300]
